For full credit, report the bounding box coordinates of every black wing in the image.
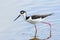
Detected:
[31,13,53,19]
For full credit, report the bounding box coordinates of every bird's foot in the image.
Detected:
[30,37,39,40]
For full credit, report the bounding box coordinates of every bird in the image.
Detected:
[14,10,53,40]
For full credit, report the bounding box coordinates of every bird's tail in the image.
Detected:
[47,13,53,16]
[41,13,54,19]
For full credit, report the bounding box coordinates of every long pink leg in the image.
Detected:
[34,24,37,38]
[41,21,52,40]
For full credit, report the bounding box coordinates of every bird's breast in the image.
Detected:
[26,17,44,24]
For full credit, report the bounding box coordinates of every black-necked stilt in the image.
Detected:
[14,10,53,40]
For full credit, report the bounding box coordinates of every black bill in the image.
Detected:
[14,15,20,21]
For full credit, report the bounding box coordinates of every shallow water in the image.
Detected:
[0,0,60,40]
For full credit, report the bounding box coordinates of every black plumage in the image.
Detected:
[31,14,53,19]
[26,16,30,20]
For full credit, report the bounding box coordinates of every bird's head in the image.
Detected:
[14,10,26,21]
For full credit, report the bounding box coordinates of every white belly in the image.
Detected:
[26,18,45,24]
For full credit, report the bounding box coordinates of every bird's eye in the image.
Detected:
[20,11,24,14]
[20,10,26,14]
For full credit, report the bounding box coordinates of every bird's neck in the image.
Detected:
[22,13,27,20]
